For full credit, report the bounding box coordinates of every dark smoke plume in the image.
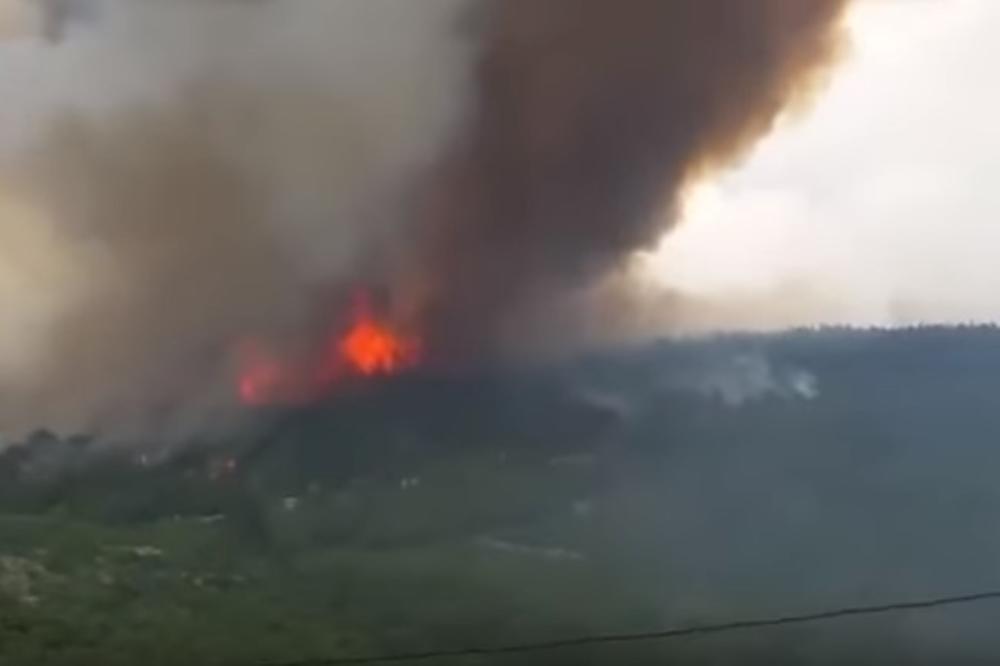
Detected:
[409,0,848,362]
[0,0,849,436]
[0,0,473,437]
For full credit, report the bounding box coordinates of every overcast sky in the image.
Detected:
[640,0,1000,328]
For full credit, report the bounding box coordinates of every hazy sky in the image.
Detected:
[641,0,1000,327]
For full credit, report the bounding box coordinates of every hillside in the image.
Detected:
[3,326,1000,664]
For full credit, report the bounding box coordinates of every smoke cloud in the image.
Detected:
[407,0,848,360]
[0,0,849,436]
[0,0,474,436]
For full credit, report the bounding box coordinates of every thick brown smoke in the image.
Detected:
[409,0,848,362]
[0,0,473,437]
[0,0,849,436]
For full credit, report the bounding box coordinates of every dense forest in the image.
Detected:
[3,325,1000,665]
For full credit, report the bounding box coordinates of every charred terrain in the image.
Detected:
[2,326,1000,664]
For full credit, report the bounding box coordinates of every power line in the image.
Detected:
[262,588,1000,666]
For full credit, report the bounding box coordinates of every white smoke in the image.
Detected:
[669,353,819,407]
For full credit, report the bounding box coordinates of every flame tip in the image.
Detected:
[234,289,421,405]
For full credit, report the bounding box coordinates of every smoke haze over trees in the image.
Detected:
[0,0,848,436]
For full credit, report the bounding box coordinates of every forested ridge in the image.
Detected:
[2,325,1000,665]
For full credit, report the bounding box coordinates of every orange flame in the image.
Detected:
[235,290,420,405]
[338,294,420,376]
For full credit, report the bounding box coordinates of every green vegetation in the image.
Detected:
[3,326,1000,664]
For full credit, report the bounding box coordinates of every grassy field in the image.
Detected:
[0,498,670,665]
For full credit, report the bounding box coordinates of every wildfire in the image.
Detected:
[337,293,420,375]
[235,290,420,406]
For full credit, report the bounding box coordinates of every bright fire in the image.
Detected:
[339,313,419,376]
[236,291,420,406]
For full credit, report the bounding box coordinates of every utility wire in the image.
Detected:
[262,588,1000,666]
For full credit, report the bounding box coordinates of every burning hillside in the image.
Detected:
[236,290,421,406]
[0,0,849,435]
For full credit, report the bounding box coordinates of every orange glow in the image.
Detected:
[338,295,420,376]
[236,340,302,406]
[234,290,420,405]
